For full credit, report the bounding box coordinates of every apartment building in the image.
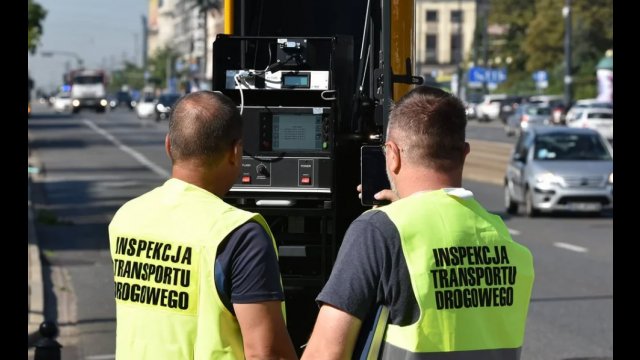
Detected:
[414,0,476,82]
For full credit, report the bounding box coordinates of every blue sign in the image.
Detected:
[532,70,548,83]
[468,67,507,84]
[487,68,507,84]
[468,66,486,83]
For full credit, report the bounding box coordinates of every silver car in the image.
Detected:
[504,127,613,216]
[505,104,552,137]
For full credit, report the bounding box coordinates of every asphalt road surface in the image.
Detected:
[28,104,612,360]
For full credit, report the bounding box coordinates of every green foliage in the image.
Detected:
[146,46,180,89]
[486,0,612,99]
[28,0,47,54]
[108,62,145,93]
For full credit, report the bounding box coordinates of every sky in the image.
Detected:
[28,0,149,93]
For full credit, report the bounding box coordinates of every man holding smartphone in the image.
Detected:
[302,86,535,360]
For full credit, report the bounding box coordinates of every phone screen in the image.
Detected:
[361,145,391,206]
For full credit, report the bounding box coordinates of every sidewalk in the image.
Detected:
[28,148,45,355]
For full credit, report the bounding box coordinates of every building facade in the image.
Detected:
[414,0,476,84]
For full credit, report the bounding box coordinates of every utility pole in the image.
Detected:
[142,15,148,69]
[134,33,139,67]
[480,0,489,94]
[563,0,573,107]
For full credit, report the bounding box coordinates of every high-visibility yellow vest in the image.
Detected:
[108,178,282,359]
[370,189,534,360]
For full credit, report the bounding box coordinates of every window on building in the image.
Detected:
[451,10,463,23]
[450,34,463,63]
[426,10,438,22]
[426,34,438,64]
[159,0,164,7]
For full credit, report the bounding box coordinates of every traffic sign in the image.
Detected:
[532,70,548,89]
[468,67,507,84]
[468,66,486,83]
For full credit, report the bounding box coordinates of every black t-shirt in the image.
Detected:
[215,220,285,314]
[316,210,420,326]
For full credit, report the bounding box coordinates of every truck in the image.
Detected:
[64,69,108,113]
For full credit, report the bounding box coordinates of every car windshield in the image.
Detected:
[534,133,611,161]
[74,75,103,84]
[587,112,613,119]
[525,106,550,115]
[159,94,181,105]
[117,91,132,101]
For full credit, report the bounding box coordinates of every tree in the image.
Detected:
[108,62,146,93]
[147,46,180,90]
[488,0,612,97]
[28,0,47,54]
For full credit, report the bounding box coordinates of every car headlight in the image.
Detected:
[100,99,108,107]
[156,104,166,112]
[72,99,80,107]
[536,172,563,186]
[608,172,613,184]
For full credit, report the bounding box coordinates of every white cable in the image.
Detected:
[321,90,337,101]
[360,44,371,91]
[234,73,245,115]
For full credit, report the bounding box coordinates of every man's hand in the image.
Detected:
[356,184,399,208]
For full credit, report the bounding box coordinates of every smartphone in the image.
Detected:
[361,145,391,206]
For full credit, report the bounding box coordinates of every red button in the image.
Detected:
[301,176,311,185]
[242,176,251,184]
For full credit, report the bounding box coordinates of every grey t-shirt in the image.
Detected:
[316,210,420,326]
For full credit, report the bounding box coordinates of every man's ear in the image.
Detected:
[387,141,401,174]
[228,139,242,165]
[165,134,173,161]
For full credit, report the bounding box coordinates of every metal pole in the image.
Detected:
[456,0,463,98]
[481,0,489,94]
[142,16,148,69]
[382,0,392,138]
[563,0,573,107]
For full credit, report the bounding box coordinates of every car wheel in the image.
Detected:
[524,187,539,217]
[505,126,514,137]
[505,182,518,214]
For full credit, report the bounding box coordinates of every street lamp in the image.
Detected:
[41,50,84,68]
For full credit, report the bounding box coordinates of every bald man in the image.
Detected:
[109,91,297,360]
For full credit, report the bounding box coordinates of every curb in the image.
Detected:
[28,155,44,344]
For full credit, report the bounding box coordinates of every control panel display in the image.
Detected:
[260,113,323,151]
[282,73,310,88]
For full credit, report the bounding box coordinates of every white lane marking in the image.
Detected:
[508,228,521,236]
[554,242,588,253]
[85,355,115,360]
[83,119,170,178]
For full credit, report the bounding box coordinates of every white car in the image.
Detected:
[53,92,72,113]
[565,98,612,123]
[135,96,157,119]
[566,108,613,142]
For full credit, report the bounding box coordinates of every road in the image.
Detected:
[28,103,612,360]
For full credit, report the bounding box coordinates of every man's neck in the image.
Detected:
[171,162,228,197]
[395,167,462,199]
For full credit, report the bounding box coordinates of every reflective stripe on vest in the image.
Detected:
[381,342,521,360]
[376,190,534,359]
[109,178,284,359]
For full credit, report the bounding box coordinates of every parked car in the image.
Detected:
[527,95,566,125]
[504,127,613,217]
[475,94,507,122]
[135,95,157,119]
[155,93,182,121]
[53,92,72,113]
[564,98,612,123]
[505,104,552,137]
[109,91,135,110]
[566,108,613,143]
